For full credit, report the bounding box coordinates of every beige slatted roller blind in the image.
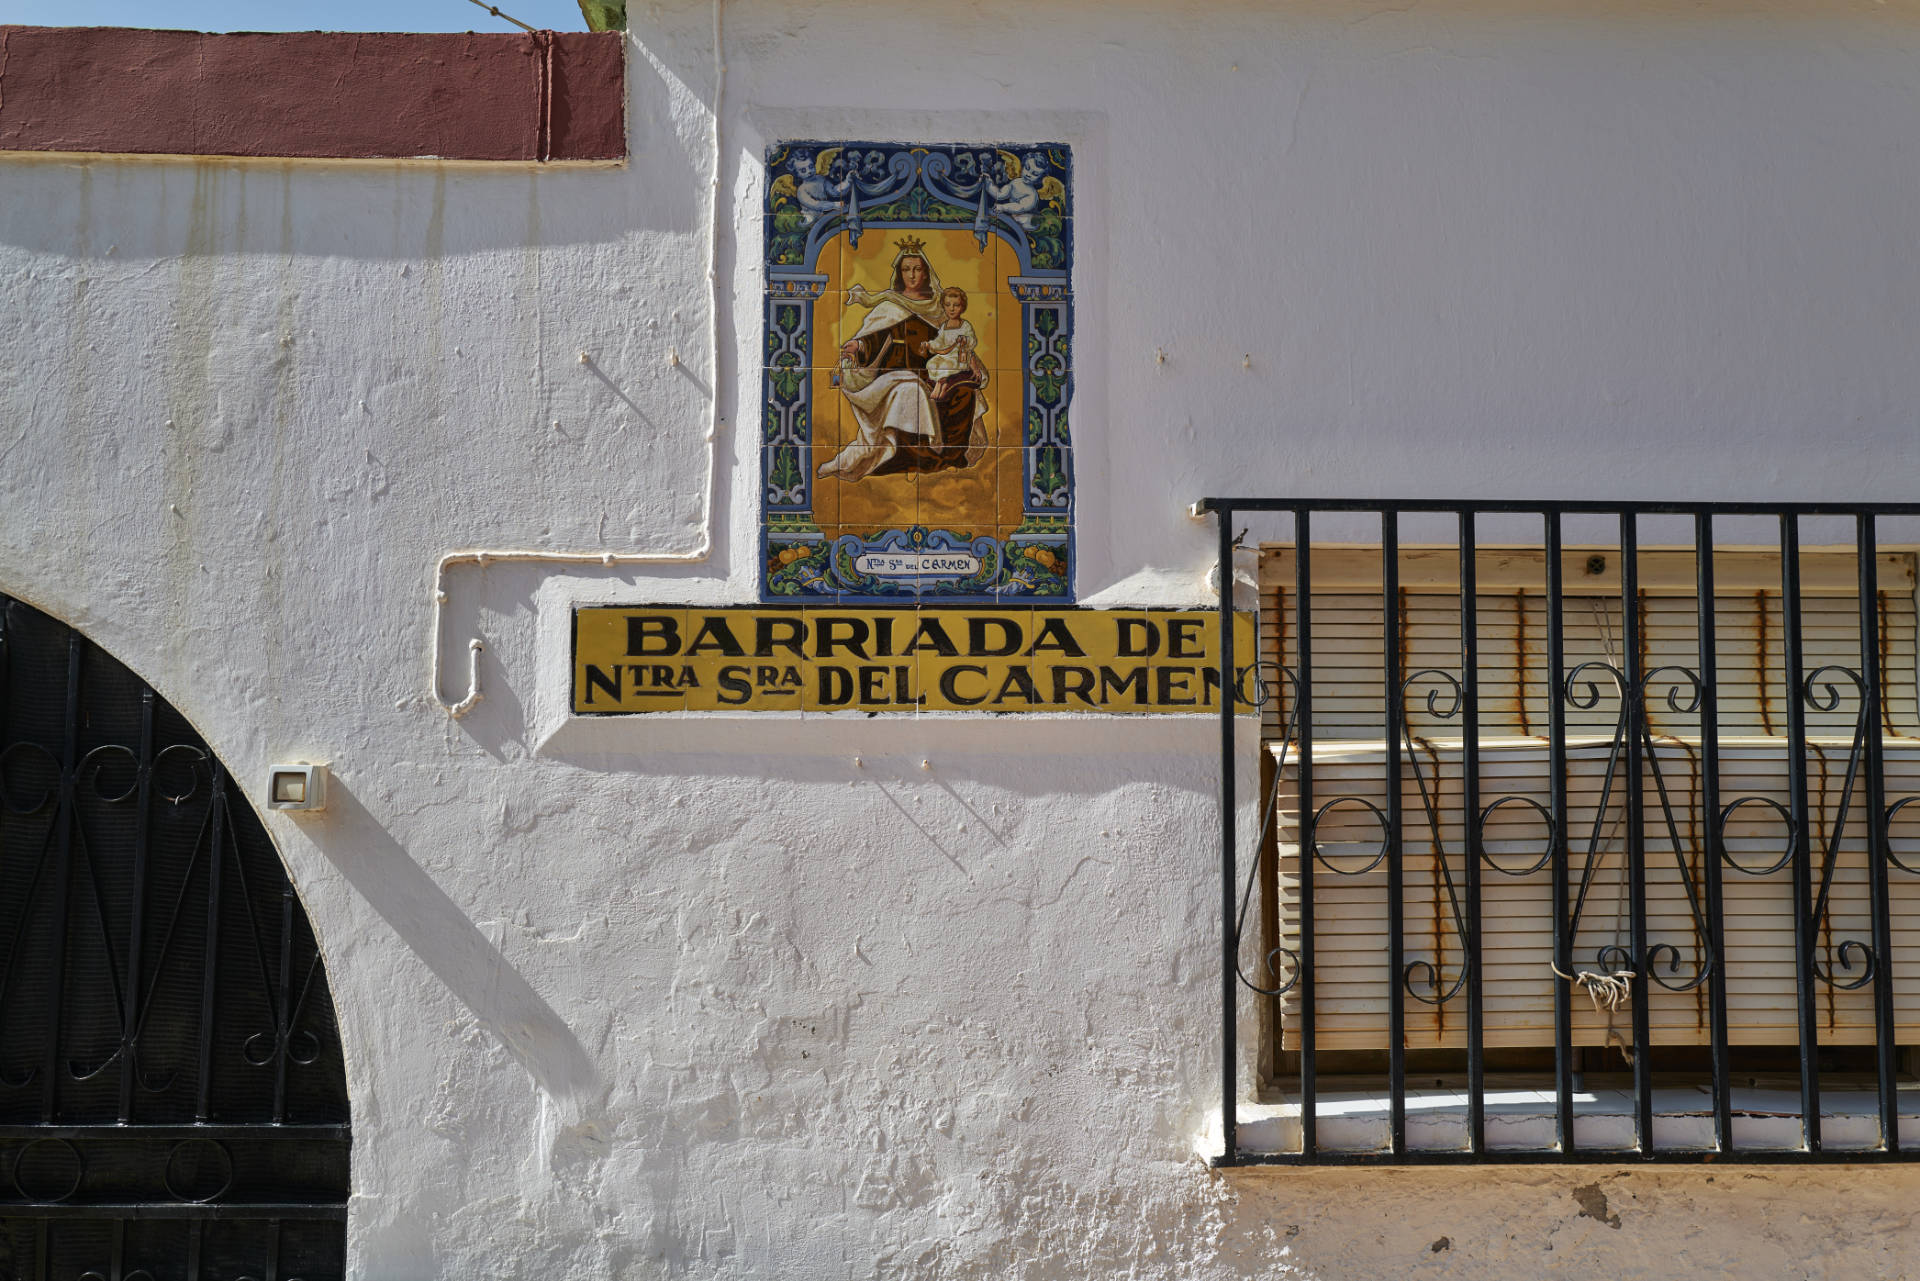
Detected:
[1258,547,1920,1052]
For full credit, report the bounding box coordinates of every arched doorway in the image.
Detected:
[0,593,349,1280]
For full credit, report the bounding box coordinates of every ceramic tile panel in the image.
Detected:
[801,375,847,449]
[1049,610,1154,714]
[915,449,1003,539]
[912,609,1032,711]
[800,607,898,709]
[680,616,766,712]
[681,607,809,711]
[764,140,1073,605]
[1018,443,1072,514]
[575,608,690,712]
[572,606,1258,716]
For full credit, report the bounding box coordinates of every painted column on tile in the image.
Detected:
[763,142,1074,604]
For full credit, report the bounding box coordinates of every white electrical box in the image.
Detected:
[267,763,328,812]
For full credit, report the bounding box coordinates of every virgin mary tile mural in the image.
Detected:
[762,142,1074,603]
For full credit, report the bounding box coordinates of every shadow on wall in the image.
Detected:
[310,777,603,1129]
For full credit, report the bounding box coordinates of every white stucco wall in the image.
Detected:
[6,0,1920,1275]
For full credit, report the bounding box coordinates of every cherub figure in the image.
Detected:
[785,149,848,225]
[986,152,1051,227]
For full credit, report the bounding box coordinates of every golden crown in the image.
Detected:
[894,235,928,255]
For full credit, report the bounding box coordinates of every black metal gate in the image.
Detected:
[0,593,349,1279]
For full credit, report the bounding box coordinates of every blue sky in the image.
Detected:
[6,0,590,31]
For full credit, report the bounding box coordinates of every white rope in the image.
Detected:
[1569,968,1634,1013]
[1551,959,1637,1065]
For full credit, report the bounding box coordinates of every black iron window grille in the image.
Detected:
[1198,500,1920,1165]
[0,593,349,1279]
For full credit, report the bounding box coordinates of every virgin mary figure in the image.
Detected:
[817,238,989,483]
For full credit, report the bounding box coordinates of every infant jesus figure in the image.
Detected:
[918,286,986,401]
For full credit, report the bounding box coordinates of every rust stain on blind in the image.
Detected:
[1408,734,1451,1035]
[1397,586,1411,726]
[1756,591,1777,737]
[1653,733,1707,1032]
[1809,743,1838,1032]
[1273,585,1291,740]
[1882,590,1900,739]
[1512,589,1533,737]
[1635,588,1652,731]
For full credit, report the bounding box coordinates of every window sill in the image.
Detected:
[1224,1077,1920,1156]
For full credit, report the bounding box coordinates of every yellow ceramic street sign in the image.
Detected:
[573,607,1258,714]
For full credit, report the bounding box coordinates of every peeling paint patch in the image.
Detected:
[1571,1182,1621,1229]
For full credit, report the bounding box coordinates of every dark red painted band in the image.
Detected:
[0,27,624,162]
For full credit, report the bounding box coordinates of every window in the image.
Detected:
[1197,500,1920,1163]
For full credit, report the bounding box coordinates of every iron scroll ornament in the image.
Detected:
[0,729,331,1093]
[1538,661,1719,994]
[1708,664,1885,992]
[1400,669,1472,1007]
[1394,661,1726,1002]
[1395,659,1913,1002]
[1753,664,1880,991]
[1238,663,1302,999]
[1254,656,1920,1012]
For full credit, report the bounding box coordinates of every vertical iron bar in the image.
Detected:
[188,1218,204,1281]
[1858,515,1898,1151]
[1781,514,1822,1151]
[267,1217,283,1281]
[120,687,157,1124]
[1696,514,1732,1153]
[275,879,296,1123]
[196,764,229,1122]
[1546,514,1574,1154]
[1620,514,1653,1152]
[41,632,84,1124]
[0,601,6,1087]
[1216,506,1238,1164]
[1459,513,1484,1155]
[1384,515,1407,1156]
[35,1218,48,1281]
[1295,511,1318,1157]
